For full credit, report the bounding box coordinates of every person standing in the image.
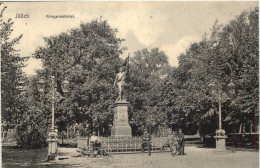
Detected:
[147,131,151,156]
[141,129,151,156]
[166,129,173,148]
[166,129,179,155]
[178,128,185,155]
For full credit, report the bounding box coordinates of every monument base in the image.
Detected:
[111,100,132,137]
[111,126,132,137]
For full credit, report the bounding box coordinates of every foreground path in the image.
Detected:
[37,146,258,168]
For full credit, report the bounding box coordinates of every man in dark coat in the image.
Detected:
[178,128,185,155]
[141,129,151,156]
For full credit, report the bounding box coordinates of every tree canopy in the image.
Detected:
[1,4,27,126]
[127,48,173,135]
[33,18,125,135]
[1,5,258,145]
[162,7,259,134]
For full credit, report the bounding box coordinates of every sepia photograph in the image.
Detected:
[0,1,259,168]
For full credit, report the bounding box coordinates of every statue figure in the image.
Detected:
[114,67,126,101]
[114,55,130,101]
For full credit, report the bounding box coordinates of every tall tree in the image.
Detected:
[128,48,172,135]
[33,18,125,135]
[1,3,28,126]
[218,8,259,132]
[163,7,259,135]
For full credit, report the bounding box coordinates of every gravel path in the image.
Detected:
[38,146,259,168]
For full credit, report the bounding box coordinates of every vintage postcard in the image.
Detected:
[1,1,259,168]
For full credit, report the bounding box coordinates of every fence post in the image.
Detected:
[151,139,153,151]
[135,137,137,152]
[117,137,118,153]
[76,130,80,148]
[148,138,151,156]
[87,135,90,146]
[138,137,140,152]
[126,138,128,153]
[66,126,69,139]
[113,138,115,152]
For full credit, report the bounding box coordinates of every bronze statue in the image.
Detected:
[114,67,126,101]
[114,55,130,101]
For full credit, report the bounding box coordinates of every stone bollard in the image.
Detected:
[47,129,59,161]
[215,136,227,151]
[214,129,227,152]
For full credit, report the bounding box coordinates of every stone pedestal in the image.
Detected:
[111,100,132,137]
[215,135,227,151]
[47,130,58,160]
[214,129,227,152]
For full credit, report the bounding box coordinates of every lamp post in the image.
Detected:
[209,80,234,152]
[37,75,69,160]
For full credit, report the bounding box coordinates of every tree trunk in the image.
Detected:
[239,123,242,133]
[67,126,69,139]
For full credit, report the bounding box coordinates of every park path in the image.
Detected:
[37,146,259,168]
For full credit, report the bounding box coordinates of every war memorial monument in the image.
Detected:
[111,59,132,137]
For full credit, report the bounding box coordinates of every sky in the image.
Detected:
[2,1,258,76]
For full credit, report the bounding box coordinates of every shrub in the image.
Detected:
[16,125,47,149]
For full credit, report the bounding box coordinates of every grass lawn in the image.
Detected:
[2,146,78,168]
[2,146,49,168]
